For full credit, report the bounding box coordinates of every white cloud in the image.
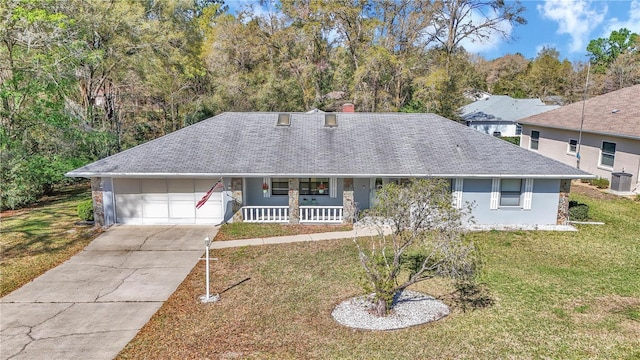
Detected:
[537,0,607,53]
[602,0,640,36]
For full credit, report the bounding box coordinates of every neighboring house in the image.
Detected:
[67,112,592,228]
[461,95,560,137]
[519,84,640,194]
[463,89,491,101]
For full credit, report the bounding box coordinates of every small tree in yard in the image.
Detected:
[354,178,478,317]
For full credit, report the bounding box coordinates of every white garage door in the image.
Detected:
[113,178,223,225]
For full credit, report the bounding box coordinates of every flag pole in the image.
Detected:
[205,237,210,298]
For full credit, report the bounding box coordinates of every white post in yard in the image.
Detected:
[199,237,220,303]
[205,237,210,298]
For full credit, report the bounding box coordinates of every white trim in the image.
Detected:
[523,178,534,210]
[263,176,270,198]
[498,179,523,208]
[453,178,463,209]
[369,178,378,206]
[329,177,337,198]
[518,122,640,141]
[490,178,500,210]
[67,172,594,180]
[300,206,343,223]
[598,140,616,169]
[103,177,115,226]
[242,206,288,223]
[530,130,540,151]
[242,177,247,206]
[566,139,577,155]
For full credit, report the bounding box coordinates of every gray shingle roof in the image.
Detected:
[67,112,592,178]
[461,95,559,122]
[518,84,640,139]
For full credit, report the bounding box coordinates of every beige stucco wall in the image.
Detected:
[521,126,640,192]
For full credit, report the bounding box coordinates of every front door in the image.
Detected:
[353,178,371,211]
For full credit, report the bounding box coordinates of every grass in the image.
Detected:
[0,188,348,296]
[214,222,353,241]
[0,183,102,296]
[5,179,634,357]
[117,185,640,359]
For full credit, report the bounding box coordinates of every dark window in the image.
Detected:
[600,142,616,167]
[375,178,383,190]
[568,139,577,153]
[515,125,522,135]
[500,179,522,207]
[388,178,411,186]
[530,131,540,150]
[271,179,289,196]
[300,178,329,195]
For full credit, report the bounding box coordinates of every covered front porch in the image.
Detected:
[229,177,376,225]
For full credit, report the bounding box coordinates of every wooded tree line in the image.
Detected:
[1,0,638,209]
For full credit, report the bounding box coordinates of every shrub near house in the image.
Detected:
[77,200,94,221]
[568,200,589,221]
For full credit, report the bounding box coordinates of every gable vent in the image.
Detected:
[277,113,291,126]
[324,113,337,127]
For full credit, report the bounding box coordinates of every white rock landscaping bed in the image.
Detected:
[331,290,450,330]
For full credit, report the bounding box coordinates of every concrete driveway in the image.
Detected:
[1,225,215,360]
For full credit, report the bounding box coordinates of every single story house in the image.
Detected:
[518,84,640,194]
[66,112,593,227]
[460,95,559,137]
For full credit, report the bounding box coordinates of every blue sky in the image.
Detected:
[474,0,640,61]
[226,0,640,62]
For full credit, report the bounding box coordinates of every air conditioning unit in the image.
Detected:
[610,172,632,192]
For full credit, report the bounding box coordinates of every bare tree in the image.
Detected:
[425,0,526,55]
[603,51,640,92]
[354,178,477,317]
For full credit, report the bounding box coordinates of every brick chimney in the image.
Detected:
[341,103,355,112]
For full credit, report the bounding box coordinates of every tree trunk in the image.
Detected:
[374,297,387,317]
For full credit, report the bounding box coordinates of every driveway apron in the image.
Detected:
[1,225,215,360]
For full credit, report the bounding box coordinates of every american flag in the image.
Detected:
[196,180,223,209]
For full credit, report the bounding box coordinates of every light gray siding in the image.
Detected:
[244,177,344,207]
[462,178,560,225]
[100,176,566,226]
[245,178,289,207]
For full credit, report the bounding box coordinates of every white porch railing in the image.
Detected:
[242,206,289,223]
[300,206,343,223]
[241,205,344,223]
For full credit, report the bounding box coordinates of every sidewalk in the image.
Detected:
[210,224,390,249]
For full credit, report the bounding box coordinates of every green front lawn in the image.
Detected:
[0,184,101,296]
[117,185,640,359]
